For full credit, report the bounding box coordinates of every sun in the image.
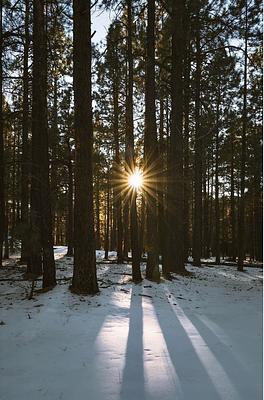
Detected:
[127,169,144,190]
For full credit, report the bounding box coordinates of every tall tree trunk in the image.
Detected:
[183,16,191,263]
[237,0,248,271]
[104,172,110,260]
[3,201,9,259]
[123,33,129,263]
[28,0,56,288]
[50,78,59,236]
[95,178,101,249]
[38,0,56,289]
[10,130,16,254]
[112,48,123,263]
[28,0,45,277]
[215,92,220,264]
[144,0,160,281]
[123,201,129,259]
[162,97,171,276]
[166,0,185,273]
[193,7,202,267]
[230,128,236,261]
[157,97,165,267]
[20,0,30,263]
[203,158,209,258]
[66,138,74,257]
[0,0,4,267]
[253,172,262,262]
[139,193,145,256]
[208,147,214,255]
[125,0,141,282]
[71,0,98,294]
[221,187,226,258]
[110,191,116,251]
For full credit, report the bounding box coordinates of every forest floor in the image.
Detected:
[0,247,262,400]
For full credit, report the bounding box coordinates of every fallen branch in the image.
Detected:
[138,294,152,298]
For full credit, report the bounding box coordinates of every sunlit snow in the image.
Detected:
[0,247,262,400]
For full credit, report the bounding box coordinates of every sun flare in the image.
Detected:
[127,169,144,190]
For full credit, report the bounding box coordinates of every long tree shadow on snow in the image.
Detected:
[153,287,225,400]
[120,285,146,400]
[189,313,262,400]
[153,285,261,400]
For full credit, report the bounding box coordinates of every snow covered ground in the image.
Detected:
[0,247,262,400]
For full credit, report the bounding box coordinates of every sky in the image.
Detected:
[91,7,112,45]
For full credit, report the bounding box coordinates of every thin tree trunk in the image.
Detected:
[10,130,16,254]
[253,173,262,262]
[139,193,145,256]
[125,0,141,282]
[183,18,191,263]
[104,172,110,260]
[112,47,123,263]
[95,178,101,249]
[193,8,202,267]
[215,93,220,264]
[145,0,160,281]
[20,0,30,263]
[162,97,170,277]
[71,0,98,294]
[203,159,209,259]
[158,98,165,266]
[66,138,74,257]
[208,144,214,255]
[3,201,8,259]
[230,128,236,261]
[50,78,59,235]
[237,0,248,271]
[0,0,4,267]
[110,191,116,251]
[123,201,129,259]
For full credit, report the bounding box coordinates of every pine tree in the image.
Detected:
[28,0,56,289]
[71,0,98,294]
[20,0,30,263]
[125,0,142,282]
[144,0,160,281]
[0,0,4,267]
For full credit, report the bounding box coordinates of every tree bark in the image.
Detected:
[3,201,9,259]
[20,0,30,263]
[66,138,74,257]
[125,0,141,282]
[95,178,101,249]
[111,35,123,263]
[183,14,191,263]
[193,7,202,267]
[0,0,4,267]
[165,0,185,273]
[71,0,98,294]
[28,0,56,288]
[157,98,165,267]
[50,78,59,237]
[104,172,110,260]
[28,0,46,277]
[230,128,236,261]
[215,92,220,264]
[203,157,209,259]
[237,0,248,271]
[253,173,262,261]
[144,0,160,281]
